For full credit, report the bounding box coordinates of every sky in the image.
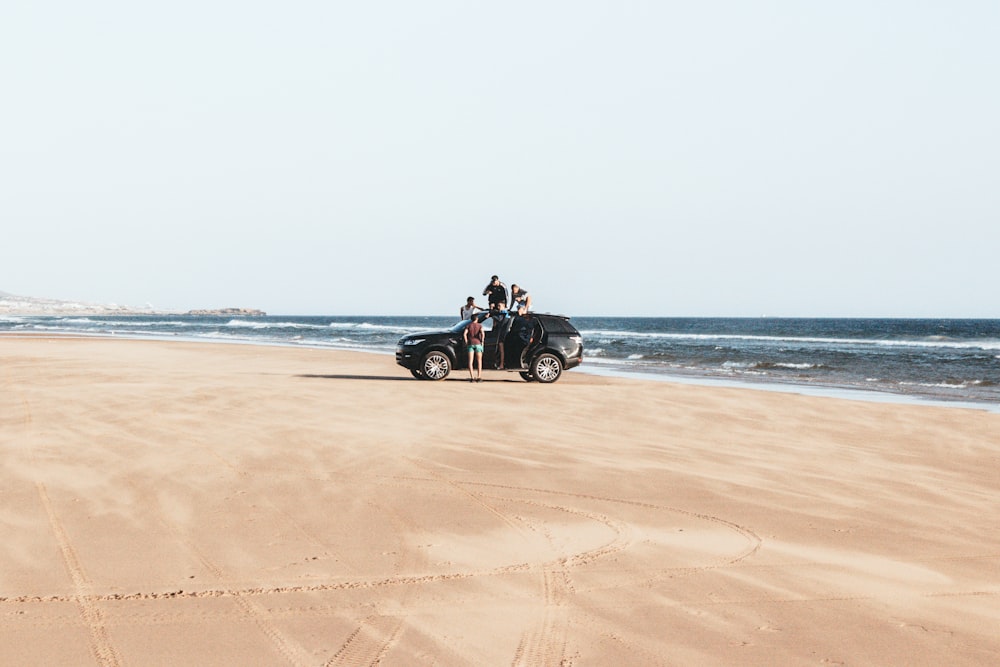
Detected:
[2,1,998,317]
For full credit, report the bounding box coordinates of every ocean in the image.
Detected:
[3,314,999,409]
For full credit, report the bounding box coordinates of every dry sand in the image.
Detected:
[1,337,998,666]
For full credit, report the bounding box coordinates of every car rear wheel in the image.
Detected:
[420,351,451,380]
[531,353,562,383]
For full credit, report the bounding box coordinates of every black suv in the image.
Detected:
[396,312,583,383]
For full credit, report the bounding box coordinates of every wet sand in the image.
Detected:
[1,337,998,665]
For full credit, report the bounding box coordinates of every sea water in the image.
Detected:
[3,315,999,408]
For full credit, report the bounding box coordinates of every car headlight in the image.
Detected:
[403,338,425,346]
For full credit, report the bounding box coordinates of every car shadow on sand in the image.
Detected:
[297,374,412,382]
[296,374,520,382]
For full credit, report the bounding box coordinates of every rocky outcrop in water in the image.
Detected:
[185,308,267,317]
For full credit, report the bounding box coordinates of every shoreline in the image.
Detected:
[4,329,997,413]
[579,362,1000,414]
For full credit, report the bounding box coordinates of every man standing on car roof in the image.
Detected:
[510,284,531,315]
[482,275,508,311]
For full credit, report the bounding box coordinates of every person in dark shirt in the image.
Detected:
[491,305,512,369]
[516,314,542,367]
[482,275,508,311]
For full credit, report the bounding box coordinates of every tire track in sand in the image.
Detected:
[407,458,528,535]
[325,614,404,667]
[37,482,122,667]
[404,462,760,666]
[322,498,422,666]
[18,469,762,666]
[408,460,580,665]
[466,480,763,566]
[503,497,633,667]
[511,565,571,667]
[127,480,314,667]
[397,465,631,667]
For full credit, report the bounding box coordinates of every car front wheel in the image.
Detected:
[531,353,562,383]
[420,351,451,380]
[519,371,535,382]
[410,368,425,379]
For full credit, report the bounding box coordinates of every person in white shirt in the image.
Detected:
[460,296,484,320]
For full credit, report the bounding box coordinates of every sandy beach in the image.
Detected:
[1,337,998,665]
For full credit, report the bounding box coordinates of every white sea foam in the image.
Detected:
[219,320,411,334]
[202,331,247,339]
[899,381,967,390]
[25,317,194,328]
[225,319,343,331]
[579,329,1000,351]
[120,320,190,327]
[581,356,629,366]
[83,319,190,328]
[327,322,414,334]
[226,319,276,329]
[21,323,98,332]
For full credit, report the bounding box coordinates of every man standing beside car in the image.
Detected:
[463,315,485,383]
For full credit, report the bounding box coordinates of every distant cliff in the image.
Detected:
[0,291,158,316]
[0,291,266,317]
[186,308,267,317]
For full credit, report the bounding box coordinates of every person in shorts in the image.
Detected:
[463,315,485,382]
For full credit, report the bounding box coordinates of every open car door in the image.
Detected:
[502,316,543,370]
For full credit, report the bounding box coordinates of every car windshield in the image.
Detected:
[449,313,494,333]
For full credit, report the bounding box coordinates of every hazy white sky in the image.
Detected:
[2,2,997,317]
